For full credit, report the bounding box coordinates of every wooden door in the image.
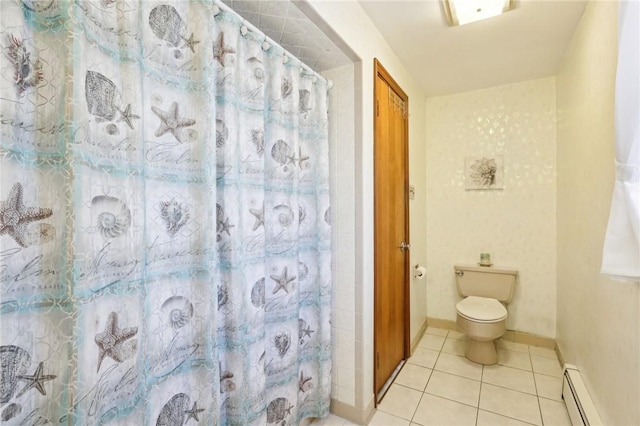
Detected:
[373,59,410,399]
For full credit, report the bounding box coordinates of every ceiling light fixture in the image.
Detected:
[443,0,515,26]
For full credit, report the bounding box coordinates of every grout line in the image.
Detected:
[533,370,563,379]
[410,390,427,424]
[478,407,540,426]
[529,344,546,425]
[475,368,483,426]
[431,365,483,383]
[420,390,479,410]
[532,365,541,397]
[431,343,444,372]
[480,380,538,397]
[407,336,565,426]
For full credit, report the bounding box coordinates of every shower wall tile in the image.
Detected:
[425,77,557,338]
[222,1,351,71]
[338,385,356,406]
[323,64,357,407]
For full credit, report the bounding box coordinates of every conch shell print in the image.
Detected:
[160,199,189,237]
[6,35,43,95]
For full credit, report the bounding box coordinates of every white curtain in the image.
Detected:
[601,0,640,279]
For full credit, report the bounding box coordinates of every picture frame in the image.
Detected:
[465,155,504,190]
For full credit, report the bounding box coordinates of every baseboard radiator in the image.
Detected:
[562,365,602,426]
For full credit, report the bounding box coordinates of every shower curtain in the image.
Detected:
[0,2,331,425]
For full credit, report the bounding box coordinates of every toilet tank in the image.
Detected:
[454,264,518,303]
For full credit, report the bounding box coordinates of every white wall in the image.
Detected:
[305,1,429,420]
[556,2,640,424]
[426,77,557,338]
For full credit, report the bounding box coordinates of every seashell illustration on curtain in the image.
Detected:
[273,204,295,228]
[91,195,132,239]
[161,296,194,330]
[0,1,331,424]
[160,199,190,237]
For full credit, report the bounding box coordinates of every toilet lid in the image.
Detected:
[456,296,507,322]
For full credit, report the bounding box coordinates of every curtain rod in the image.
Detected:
[212,1,333,89]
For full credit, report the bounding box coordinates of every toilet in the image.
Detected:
[454,264,518,365]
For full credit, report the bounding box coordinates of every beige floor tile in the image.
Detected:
[497,339,530,353]
[407,347,439,369]
[482,364,536,395]
[434,352,483,381]
[534,373,563,401]
[441,337,467,357]
[308,413,348,425]
[412,393,477,426]
[479,383,541,425]
[447,330,468,340]
[377,384,423,421]
[477,410,534,425]
[425,370,481,407]
[497,348,532,371]
[418,333,445,351]
[368,409,411,426]
[539,397,572,426]
[425,327,449,337]
[395,363,432,391]
[529,346,558,359]
[531,355,562,377]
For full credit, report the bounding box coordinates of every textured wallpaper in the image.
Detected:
[425,77,557,338]
[556,2,640,425]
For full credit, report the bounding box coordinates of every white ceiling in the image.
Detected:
[223,1,587,97]
[358,0,588,96]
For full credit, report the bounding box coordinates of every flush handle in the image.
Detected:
[399,242,411,251]
[456,270,464,277]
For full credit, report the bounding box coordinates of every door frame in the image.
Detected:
[373,58,411,398]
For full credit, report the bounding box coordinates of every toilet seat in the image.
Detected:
[456,296,507,323]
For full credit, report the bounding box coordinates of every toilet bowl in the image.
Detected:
[456,296,507,364]
[454,265,518,365]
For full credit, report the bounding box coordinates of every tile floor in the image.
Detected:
[310,327,572,426]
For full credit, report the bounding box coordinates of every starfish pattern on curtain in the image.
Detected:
[0,1,331,424]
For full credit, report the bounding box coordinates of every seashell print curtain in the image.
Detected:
[0,1,331,425]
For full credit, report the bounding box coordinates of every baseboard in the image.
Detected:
[555,343,566,367]
[426,317,556,348]
[502,330,555,349]
[427,317,460,331]
[426,317,460,332]
[411,317,429,355]
[330,396,375,425]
